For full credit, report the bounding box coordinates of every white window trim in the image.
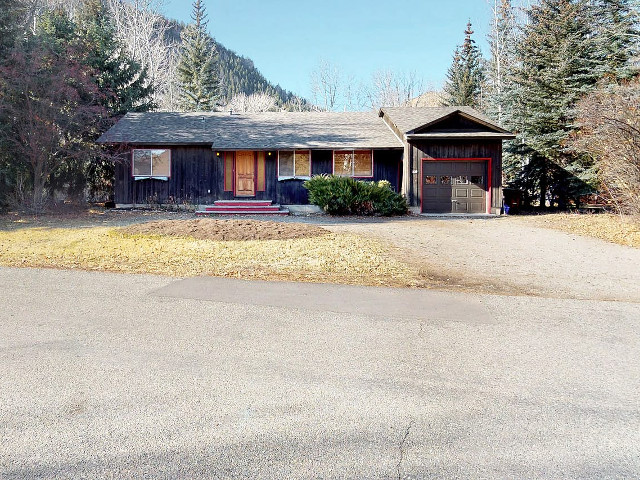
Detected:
[332,150,374,178]
[277,150,312,180]
[132,149,171,181]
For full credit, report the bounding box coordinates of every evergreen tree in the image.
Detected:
[0,0,24,56]
[176,0,219,111]
[442,21,485,107]
[75,0,155,200]
[506,0,604,208]
[77,0,155,116]
[589,0,639,79]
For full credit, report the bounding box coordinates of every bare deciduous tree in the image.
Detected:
[310,59,341,111]
[107,0,179,110]
[569,79,640,214]
[485,0,520,121]
[362,70,424,109]
[226,92,277,113]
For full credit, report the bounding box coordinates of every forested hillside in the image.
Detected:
[163,18,307,109]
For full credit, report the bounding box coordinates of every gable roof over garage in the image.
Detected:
[379,106,515,140]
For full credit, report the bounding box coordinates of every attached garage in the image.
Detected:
[421,159,489,214]
[378,107,515,214]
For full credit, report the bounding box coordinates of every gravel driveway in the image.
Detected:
[318,216,640,303]
[3,210,639,302]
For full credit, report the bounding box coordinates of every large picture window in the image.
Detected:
[333,150,373,177]
[132,149,171,179]
[278,150,311,179]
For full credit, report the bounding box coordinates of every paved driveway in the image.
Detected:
[1,267,639,478]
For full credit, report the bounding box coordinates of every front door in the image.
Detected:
[235,151,255,197]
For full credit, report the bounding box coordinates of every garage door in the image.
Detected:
[422,161,487,213]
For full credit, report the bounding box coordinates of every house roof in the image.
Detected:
[97,111,404,149]
[97,107,515,148]
[379,106,513,136]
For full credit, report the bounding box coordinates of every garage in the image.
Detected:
[422,160,488,213]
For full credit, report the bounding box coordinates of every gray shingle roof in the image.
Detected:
[379,106,510,135]
[97,111,404,149]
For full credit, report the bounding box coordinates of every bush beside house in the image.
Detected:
[304,175,408,216]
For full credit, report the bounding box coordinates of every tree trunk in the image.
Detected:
[538,158,547,210]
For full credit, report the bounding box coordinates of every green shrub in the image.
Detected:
[303,175,408,216]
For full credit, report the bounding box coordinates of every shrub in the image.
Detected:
[304,175,408,216]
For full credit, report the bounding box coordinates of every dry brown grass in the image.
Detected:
[516,213,640,248]
[0,222,425,287]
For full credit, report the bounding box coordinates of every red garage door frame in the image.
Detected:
[421,157,492,214]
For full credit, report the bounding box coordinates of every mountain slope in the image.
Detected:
[166,19,309,109]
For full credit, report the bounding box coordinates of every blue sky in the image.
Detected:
[162,0,493,100]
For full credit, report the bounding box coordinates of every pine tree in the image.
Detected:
[77,0,155,116]
[507,0,603,208]
[442,21,485,107]
[75,0,155,200]
[176,0,219,111]
[589,0,639,79]
[0,0,24,56]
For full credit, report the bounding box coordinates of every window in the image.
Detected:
[333,150,373,177]
[425,176,437,185]
[132,149,171,179]
[278,150,311,179]
[453,175,469,185]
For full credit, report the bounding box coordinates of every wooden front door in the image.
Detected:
[235,151,255,197]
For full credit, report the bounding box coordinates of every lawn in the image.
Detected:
[515,213,640,248]
[0,218,424,287]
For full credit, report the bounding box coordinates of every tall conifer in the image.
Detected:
[442,22,485,107]
[506,0,603,207]
[589,0,639,79]
[176,0,219,111]
[77,0,154,116]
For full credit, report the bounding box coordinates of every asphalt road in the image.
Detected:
[1,267,639,479]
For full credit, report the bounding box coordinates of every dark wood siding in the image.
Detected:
[373,150,402,192]
[114,147,404,206]
[408,140,503,212]
[115,146,219,205]
[414,114,496,134]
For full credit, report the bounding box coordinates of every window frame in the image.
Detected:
[277,150,312,180]
[132,148,171,180]
[332,150,374,178]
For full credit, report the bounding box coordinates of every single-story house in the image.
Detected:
[97,106,515,214]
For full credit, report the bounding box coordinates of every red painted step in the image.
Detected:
[213,200,273,207]
[205,205,281,212]
[196,209,290,216]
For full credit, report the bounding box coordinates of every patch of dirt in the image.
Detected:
[122,219,330,241]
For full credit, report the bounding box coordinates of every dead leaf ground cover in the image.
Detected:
[515,213,640,248]
[0,219,424,287]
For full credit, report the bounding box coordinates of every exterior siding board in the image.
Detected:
[410,140,503,212]
[373,150,402,192]
[113,147,402,206]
